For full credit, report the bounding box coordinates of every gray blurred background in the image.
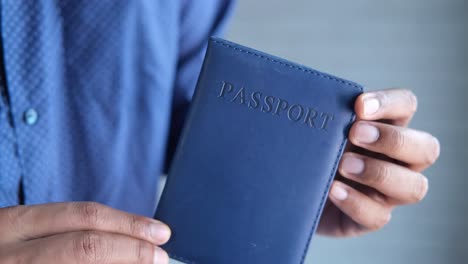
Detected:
[172,0,467,263]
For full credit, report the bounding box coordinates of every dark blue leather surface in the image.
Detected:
[155,37,363,264]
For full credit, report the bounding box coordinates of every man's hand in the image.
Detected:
[318,88,440,237]
[0,202,171,263]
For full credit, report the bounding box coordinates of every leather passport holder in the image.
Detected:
[155,37,363,264]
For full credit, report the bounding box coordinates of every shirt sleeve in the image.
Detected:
[164,0,236,172]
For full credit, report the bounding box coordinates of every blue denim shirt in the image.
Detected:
[0,0,234,216]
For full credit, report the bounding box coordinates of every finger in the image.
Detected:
[349,121,440,170]
[355,88,418,126]
[328,181,392,231]
[0,202,171,245]
[339,153,429,204]
[1,231,169,264]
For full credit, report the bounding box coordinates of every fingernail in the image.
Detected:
[341,156,365,175]
[363,95,380,116]
[331,184,348,201]
[355,123,380,144]
[150,222,171,243]
[154,246,169,264]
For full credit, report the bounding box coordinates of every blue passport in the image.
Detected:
[155,38,363,264]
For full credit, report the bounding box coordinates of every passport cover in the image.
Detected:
[155,37,363,264]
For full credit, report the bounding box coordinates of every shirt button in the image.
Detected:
[24,108,38,125]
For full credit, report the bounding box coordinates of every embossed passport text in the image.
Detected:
[155,38,363,264]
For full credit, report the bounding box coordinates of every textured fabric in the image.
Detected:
[0,0,234,216]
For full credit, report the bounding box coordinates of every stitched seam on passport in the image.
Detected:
[212,40,362,90]
[213,39,360,264]
[299,117,352,264]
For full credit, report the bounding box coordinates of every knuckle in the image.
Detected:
[3,206,20,229]
[128,215,148,238]
[350,202,366,221]
[134,239,151,263]
[76,202,102,228]
[73,231,110,263]
[387,128,406,154]
[370,162,391,186]
[2,205,27,238]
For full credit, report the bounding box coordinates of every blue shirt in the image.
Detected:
[0,0,234,216]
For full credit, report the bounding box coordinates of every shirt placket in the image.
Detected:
[0,23,22,206]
